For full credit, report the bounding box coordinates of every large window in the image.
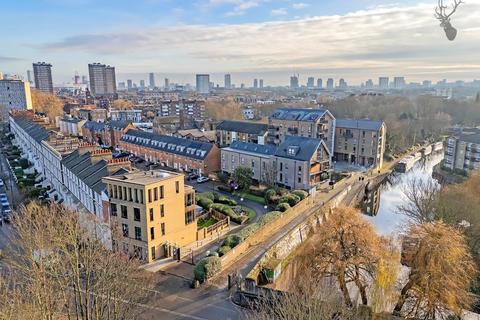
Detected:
[185,211,195,225]
[150,227,155,240]
[161,223,165,236]
[134,208,141,222]
[149,208,154,221]
[176,181,180,193]
[122,224,129,237]
[135,227,142,240]
[121,205,128,219]
[151,246,156,260]
[160,186,164,199]
[154,187,158,201]
[139,189,144,204]
[148,189,152,203]
[110,203,117,216]
[160,204,164,217]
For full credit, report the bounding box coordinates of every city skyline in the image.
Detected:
[1,1,479,85]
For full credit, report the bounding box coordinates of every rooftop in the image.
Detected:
[103,170,181,185]
[226,141,277,156]
[275,136,323,161]
[269,108,328,122]
[216,120,268,135]
[336,119,384,131]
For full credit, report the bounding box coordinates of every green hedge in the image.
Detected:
[194,256,222,282]
[279,194,301,207]
[276,202,291,212]
[197,197,214,210]
[217,185,232,193]
[222,234,242,248]
[291,190,308,200]
[217,195,237,206]
[258,211,283,227]
[238,224,261,241]
[248,188,265,197]
[210,203,247,224]
[218,246,232,257]
[198,192,215,201]
[18,158,29,169]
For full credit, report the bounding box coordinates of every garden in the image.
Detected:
[196,192,256,225]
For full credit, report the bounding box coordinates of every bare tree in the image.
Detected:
[111,99,134,110]
[394,222,477,319]
[31,89,64,120]
[435,0,464,41]
[1,202,152,320]
[396,177,440,225]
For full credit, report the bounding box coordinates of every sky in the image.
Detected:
[1,0,479,86]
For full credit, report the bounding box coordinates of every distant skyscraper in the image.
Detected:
[422,80,432,87]
[81,75,88,85]
[127,79,133,90]
[259,79,264,89]
[290,75,299,89]
[149,73,155,88]
[326,78,334,89]
[240,83,245,89]
[338,78,347,89]
[88,63,116,96]
[307,77,315,88]
[253,79,258,89]
[196,74,210,94]
[317,78,323,88]
[224,74,231,89]
[393,77,406,89]
[164,78,170,90]
[33,62,53,94]
[140,80,145,89]
[73,71,80,85]
[366,79,374,88]
[26,70,33,85]
[379,77,389,89]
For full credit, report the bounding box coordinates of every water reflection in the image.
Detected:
[363,152,444,235]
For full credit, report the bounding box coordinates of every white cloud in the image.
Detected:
[206,0,263,16]
[292,2,309,10]
[36,2,480,82]
[271,8,288,16]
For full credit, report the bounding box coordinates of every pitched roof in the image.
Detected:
[83,121,107,131]
[60,117,82,124]
[122,129,214,160]
[226,141,277,156]
[216,120,268,135]
[275,136,322,161]
[269,108,328,122]
[12,116,49,142]
[336,119,384,131]
[108,121,131,130]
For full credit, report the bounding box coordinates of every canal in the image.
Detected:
[363,152,444,235]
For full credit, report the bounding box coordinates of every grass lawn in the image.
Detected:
[241,206,257,222]
[197,217,218,230]
[234,191,266,205]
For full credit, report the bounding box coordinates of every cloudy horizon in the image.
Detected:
[1,0,479,86]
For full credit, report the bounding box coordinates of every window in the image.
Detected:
[128,188,132,201]
[280,163,283,171]
[149,208,154,221]
[134,208,141,222]
[298,166,302,172]
[160,204,165,217]
[122,242,129,254]
[185,211,195,225]
[122,224,129,237]
[151,246,156,260]
[176,181,180,193]
[150,227,155,240]
[148,189,152,203]
[121,205,128,219]
[113,185,118,198]
[298,177,302,183]
[344,144,348,151]
[161,223,165,236]
[118,186,123,199]
[139,189,144,204]
[160,186,164,199]
[134,189,138,203]
[252,160,255,168]
[279,173,283,182]
[362,131,366,138]
[135,227,142,240]
[123,187,127,200]
[110,203,117,216]
[154,187,158,201]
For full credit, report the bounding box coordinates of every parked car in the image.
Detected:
[196,176,210,184]
[186,173,199,181]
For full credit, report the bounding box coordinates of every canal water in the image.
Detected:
[363,152,444,236]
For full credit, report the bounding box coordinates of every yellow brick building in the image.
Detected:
[103,170,196,263]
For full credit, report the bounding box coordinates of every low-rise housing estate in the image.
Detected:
[216,120,268,147]
[110,109,142,122]
[444,129,480,174]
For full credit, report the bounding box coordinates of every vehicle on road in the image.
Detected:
[186,172,199,181]
[196,176,210,184]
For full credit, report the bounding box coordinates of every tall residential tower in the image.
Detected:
[33,62,53,94]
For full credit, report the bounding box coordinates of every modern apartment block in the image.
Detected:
[196,74,210,94]
[0,79,33,110]
[33,62,54,94]
[119,129,220,175]
[110,109,142,122]
[88,63,117,97]
[221,136,331,191]
[268,108,335,158]
[216,120,269,147]
[444,129,480,174]
[103,170,196,262]
[334,119,386,168]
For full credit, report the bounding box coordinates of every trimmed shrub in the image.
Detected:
[217,196,237,206]
[194,256,221,282]
[198,192,215,201]
[264,189,277,203]
[279,194,301,207]
[197,197,213,210]
[248,187,265,197]
[238,223,260,241]
[291,190,308,200]
[222,234,242,248]
[258,211,283,227]
[276,202,291,212]
[194,259,208,282]
[218,246,232,257]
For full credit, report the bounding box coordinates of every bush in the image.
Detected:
[217,185,232,193]
[217,196,237,206]
[279,194,301,207]
[198,192,215,201]
[258,211,283,227]
[291,190,308,200]
[217,171,230,184]
[194,256,221,282]
[197,197,213,210]
[248,187,265,197]
[276,202,291,212]
[264,189,277,203]
[218,246,232,257]
[222,234,242,248]
[18,158,29,169]
[238,223,260,241]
